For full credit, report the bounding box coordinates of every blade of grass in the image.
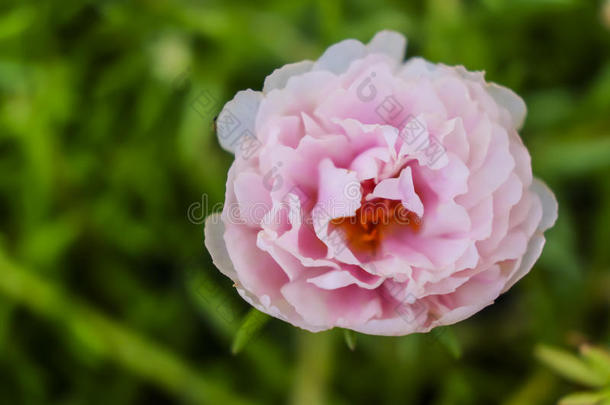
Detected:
[535,345,608,388]
[231,308,270,355]
[559,389,610,405]
[0,251,252,405]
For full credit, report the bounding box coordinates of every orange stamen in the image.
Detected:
[330,197,421,255]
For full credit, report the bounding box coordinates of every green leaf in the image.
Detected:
[231,309,270,355]
[431,327,462,359]
[343,329,357,351]
[558,389,610,405]
[581,345,610,383]
[535,345,608,387]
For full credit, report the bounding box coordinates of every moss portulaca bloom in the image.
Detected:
[204,31,557,335]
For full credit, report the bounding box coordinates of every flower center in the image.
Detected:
[330,191,421,255]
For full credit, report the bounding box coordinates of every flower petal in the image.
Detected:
[370,166,424,217]
[216,90,262,154]
[366,30,407,62]
[263,60,314,93]
[486,83,527,130]
[531,178,558,232]
[313,39,366,74]
[204,213,237,280]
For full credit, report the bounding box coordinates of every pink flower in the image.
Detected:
[204,31,558,335]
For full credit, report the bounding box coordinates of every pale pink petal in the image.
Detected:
[366,30,406,62]
[531,178,559,232]
[263,60,314,93]
[216,90,262,153]
[233,172,272,227]
[486,83,527,130]
[370,166,424,217]
[313,39,366,74]
[204,213,237,280]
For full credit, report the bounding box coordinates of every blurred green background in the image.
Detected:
[1,0,610,404]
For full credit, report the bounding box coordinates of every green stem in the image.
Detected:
[290,330,334,405]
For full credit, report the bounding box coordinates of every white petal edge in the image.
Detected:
[204,213,237,280]
[399,57,439,79]
[486,83,527,130]
[263,60,314,93]
[216,89,262,154]
[531,178,558,232]
[313,39,367,74]
[500,179,557,292]
[366,30,407,62]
